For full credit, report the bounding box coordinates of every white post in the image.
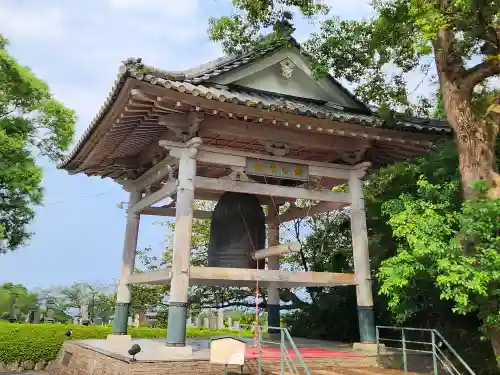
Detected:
[267,205,280,333]
[349,171,376,343]
[166,137,202,347]
[112,190,142,335]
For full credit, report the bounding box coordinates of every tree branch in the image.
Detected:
[434,28,467,81]
[464,57,500,89]
[279,289,311,308]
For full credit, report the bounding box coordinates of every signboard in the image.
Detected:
[246,158,309,181]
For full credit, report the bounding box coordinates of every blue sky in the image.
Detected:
[0,0,379,289]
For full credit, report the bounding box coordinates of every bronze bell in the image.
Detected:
[207,192,265,269]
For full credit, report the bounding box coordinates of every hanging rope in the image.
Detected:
[235,125,326,344]
[238,205,260,345]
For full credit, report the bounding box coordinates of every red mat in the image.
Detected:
[244,346,364,359]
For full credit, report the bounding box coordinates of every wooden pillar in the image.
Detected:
[112,190,142,335]
[267,205,280,333]
[348,172,376,343]
[166,137,201,347]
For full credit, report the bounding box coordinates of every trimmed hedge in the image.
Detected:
[0,323,248,363]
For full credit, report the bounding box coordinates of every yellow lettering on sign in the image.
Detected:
[253,162,264,173]
[294,167,303,177]
[269,163,277,175]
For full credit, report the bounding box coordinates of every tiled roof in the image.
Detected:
[121,38,285,84]
[126,67,450,132]
[59,38,450,169]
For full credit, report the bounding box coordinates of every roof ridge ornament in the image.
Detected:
[279,58,295,79]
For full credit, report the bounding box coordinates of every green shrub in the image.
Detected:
[0,323,249,364]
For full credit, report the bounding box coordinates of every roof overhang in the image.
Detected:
[60,69,450,182]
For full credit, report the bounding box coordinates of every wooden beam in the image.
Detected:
[135,81,441,147]
[125,267,357,288]
[129,180,177,214]
[277,201,349,223]
[141,206,213,220]
[195,176,351,203]
[161,139,370,181]
[130,155,176,191]
[198,116,369,152]
[251,243,300,260]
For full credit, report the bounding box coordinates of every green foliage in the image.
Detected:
[209,0,500,118]
[44,282,115,322]
[208,0,328,54]
[0,323,247,363]
[0,283,39,320]
[0,34,76,253]
[378,176,500,329]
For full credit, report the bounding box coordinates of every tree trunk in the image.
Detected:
[441,82,500,199]
[434,27,500,370]
[488,327,500,369]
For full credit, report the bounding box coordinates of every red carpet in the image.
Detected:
[245,346,364,359]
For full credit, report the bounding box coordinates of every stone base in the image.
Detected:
[353,342,386,353]
[106,334,132,345]
[48,341,235,375]
[47,339,379,375]
[162,344,194,358]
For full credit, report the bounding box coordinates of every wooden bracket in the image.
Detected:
[159,112,204,141]
[338,149,367,165]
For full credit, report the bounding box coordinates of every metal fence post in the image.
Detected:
[431,330,438,375]
[258,326,262,375]
[402,329,408,374]
[376,326,381,368]
[280,329,285,375]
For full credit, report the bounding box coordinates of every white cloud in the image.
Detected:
[0,2,66,40]
[107,0,200,17]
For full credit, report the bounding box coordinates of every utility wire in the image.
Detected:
[42,191,112,206]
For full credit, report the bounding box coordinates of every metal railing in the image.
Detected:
[376,326,476,375]
[238,324,311,375]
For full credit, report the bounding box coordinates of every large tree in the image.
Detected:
[0,34,75,253]
[209,0,500,198]
[208,1,500,366]
[0,282,39,320]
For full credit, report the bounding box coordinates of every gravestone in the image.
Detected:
[197,315,203,328]
[28,310,36,323]
[46,298,56,323]
[80,299,89,325]
[217,311,224,329]
[33,310,40,324]
[203,317,209,329]
[228,317,233,329]
[209,316,217,330]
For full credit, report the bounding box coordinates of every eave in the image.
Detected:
[59,64,450,182]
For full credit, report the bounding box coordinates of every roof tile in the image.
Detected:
[59,38,450,169]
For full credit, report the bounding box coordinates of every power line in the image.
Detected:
[43,191,112,206]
